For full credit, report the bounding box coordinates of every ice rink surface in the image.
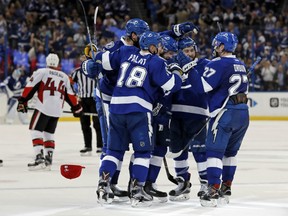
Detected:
[0,120,288,216]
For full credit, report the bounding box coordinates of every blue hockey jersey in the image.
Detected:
[187,55,249,117]
[171,57,210,119]
[100,45,182,114]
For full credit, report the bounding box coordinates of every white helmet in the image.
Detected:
[46,53,59,67]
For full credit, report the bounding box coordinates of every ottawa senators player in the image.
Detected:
[17,53,83,171]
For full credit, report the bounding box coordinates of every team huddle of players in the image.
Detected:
[16,17,250,208]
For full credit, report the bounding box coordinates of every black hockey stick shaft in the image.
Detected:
[163,157,178,185]
[28,108,98,117]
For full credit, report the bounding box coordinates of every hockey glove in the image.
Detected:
[167,63,184,77]
[71,103,83,117]
[172,22,199,37]
[176,51,197,73]
[80,58,102,79]
[17,97,28,113]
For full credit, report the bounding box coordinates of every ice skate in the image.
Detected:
[130,179,153,207]
[197,178,208,197]
[44,151,53,171]
[96,172,114,205]
[144,181,168,203]
[110,184,129,202]
[219,182,231,205]
[80,147,92,156]
[28,153,46,171]
[169,177,191,201]
[200,185,219,207]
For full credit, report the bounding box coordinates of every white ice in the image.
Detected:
[0,120,288,216]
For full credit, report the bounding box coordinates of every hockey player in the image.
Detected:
[17,53,83,171]
[70,45,103,156]
[177,32,249,207]
[0,67,29,124]
[87,31,183,207]
[144,34,178,203]
[168,37,210,201]
[93,18,150,201]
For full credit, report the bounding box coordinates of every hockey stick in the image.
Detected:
[163,156,178,185]
[77,1,108,131]
[93,6,99,45]
[166,117,210,159]
[247,56,262,77]
[28,107,98,117]
[216,21,222,32]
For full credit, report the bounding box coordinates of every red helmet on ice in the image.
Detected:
[60,164,85,179]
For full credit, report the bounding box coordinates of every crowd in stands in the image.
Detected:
[0,0,288,91]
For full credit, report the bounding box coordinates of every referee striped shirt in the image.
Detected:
[71,67,96,98]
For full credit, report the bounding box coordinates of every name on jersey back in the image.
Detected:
[128,54,147,65]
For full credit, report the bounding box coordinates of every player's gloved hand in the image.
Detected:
[80,58,102,79]
[167,63,184,77]
[176,51,197,73]
[71,103,83,117]
[17,97,28,113]
[172,22,199,37]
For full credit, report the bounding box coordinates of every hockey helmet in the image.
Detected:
[161,34,178,52]
[46,53,59,67]
[125,18,150,37]
[178,37,198,52]
[60,164,85,179]
[212,32,238,53]
[139,31,161,51]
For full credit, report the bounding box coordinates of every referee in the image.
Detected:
[70,45,103,155]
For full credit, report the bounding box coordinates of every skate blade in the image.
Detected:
[131,198,152,207]
[80,152,92,156]
[169,193,190,202]
[28,164,46,171]
[218,196,229,205]
[97,191,113,205]
[152,196,168,203]
[113,195,129,202]
[200,198,218,207]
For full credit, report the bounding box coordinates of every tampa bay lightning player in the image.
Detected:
[168,37,210,201]
[177,32,249,207]
[144,34,178,202]
[0,67,29,124]
[92,31,183,207]
[95,18,150,201]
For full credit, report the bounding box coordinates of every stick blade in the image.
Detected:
[94,6,98,25]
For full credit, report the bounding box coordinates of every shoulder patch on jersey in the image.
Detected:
[104,41,115,50]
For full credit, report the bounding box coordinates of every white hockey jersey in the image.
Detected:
[21,67,78,117]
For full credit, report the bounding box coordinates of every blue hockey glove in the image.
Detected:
[176,51,197,73]
[80,59,102,79]
[172,22,199,37]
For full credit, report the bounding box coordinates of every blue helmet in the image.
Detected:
[125,18,150,37]
[161,35,178,52]
[139,31,161,50]
[178,37,198,52]
[212,32,238,52]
